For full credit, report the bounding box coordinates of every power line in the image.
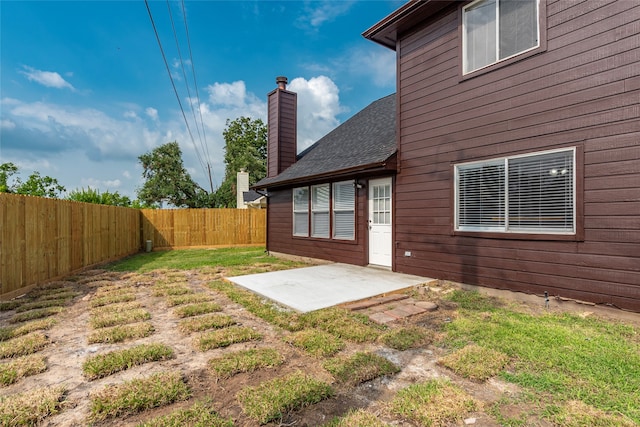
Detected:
[181,0,215,189]
[144,0,208,177]
[166,1,206,161]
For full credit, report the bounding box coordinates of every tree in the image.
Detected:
[68,187,134,207]
[137,141,211,208]
[0,162,66,198]
[214,117,267,207]
[0,162,18,193]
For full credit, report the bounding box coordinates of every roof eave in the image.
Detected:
[253,155,397,190]
[362,0,454,50]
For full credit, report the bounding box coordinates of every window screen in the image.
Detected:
[311,184,330,238]
[292,187,309,236]
[456,148,575,234]
[333,181,355,240]
[463,0,539,74]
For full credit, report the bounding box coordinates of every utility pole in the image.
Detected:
[207,163,214,193]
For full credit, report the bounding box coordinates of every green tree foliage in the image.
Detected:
[0,162,66,198]
[137,141,212,208]
[67,187,134,207]
[214,117,267,207]
[0,162,19,193]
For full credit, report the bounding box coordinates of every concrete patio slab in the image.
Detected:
[227,263,432,313]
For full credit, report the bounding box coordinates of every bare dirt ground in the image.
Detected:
[2,267,638,426]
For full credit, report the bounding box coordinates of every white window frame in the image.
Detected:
[292,186,309,237]
[462,0,540,74]
[454,147,576,234]
[311,184,330,238]
[332,180,355,240]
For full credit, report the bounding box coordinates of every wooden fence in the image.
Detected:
[1,194,267,299]
[1,193,140,299]
[140,208,266,249]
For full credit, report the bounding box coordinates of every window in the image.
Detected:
[333,181,355,239]
[463,0,539,74]
[455,148,575,234]
[311,184,330,238]
[291,181,356,240]
[292,187,309,236]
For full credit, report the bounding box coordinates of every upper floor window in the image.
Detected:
[463,0,539,74]
[455,148,575,234]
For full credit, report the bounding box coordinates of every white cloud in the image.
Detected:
[145,107,159,121]
[297,1,355,30]
[348,48,396,88]
[0,76,345,197]
[288,76,344,150]
[1,119,16,130]
[81,178,122,189]
[207,81,252,108]
[20,66,75,90]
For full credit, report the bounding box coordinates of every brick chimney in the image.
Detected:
[267,76,297,177]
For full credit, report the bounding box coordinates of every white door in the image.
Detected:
[368,177,392,267]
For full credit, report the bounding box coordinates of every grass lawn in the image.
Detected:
[5,247,640,427]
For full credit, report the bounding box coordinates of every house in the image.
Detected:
[237,170,265,209]
[256,0,640,312]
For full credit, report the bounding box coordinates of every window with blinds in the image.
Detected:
[463,0,539,74]
[333,181,355,239]
[311,184,330,238]
[292,187,309,236]
[455,148,575,234]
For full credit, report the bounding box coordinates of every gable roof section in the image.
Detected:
[255,93,396,189]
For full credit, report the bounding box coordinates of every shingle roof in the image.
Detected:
[255,93,396,188]
[243,190,263,203]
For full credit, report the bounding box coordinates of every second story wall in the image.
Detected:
[393,0,640,310]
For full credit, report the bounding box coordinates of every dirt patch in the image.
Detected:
[2,270,634,426]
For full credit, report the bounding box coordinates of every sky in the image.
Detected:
[0,0,402,200]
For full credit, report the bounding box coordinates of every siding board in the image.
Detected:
[393,0,640,310]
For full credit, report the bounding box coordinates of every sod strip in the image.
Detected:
[0,354,47,386]
[90,292,136,308]
[166,293,214,307]
[89,308,151,329]
[0,386,66,425]
[323,352,400,386]
[438,344,510,381]
[237,371,334,424]
[0,332,49,358]
[90,301,143,316]
[178,313,235,334]
[15,298,72,312]
[89,371,190,421]
[209,348,284,379]
[136,401,234,427]
[9,307,63,323]
[88,322,154,344]
[329,408,391,427]
[173,302,222,318]
[83,343,174,380]
[195,326,262,351]
[389,379,477,426]
[284,329,345,358]
[0,318,57,342]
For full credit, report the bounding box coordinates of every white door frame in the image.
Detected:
[368,177,393,267]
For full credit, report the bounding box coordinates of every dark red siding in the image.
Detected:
[267,88,297,177]
[267,184,369,266]
[394,0,640,311]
